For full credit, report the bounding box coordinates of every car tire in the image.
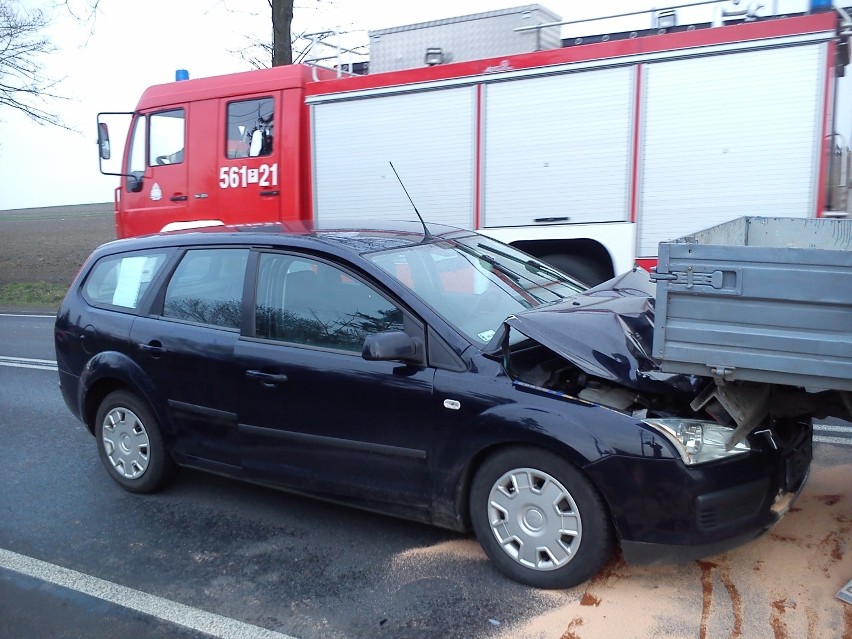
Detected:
[541,254,608,287]
[469,447,614,589]
[94,390,177,494]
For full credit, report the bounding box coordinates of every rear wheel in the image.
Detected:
[469,447,614,588]
[94,390,177,494]
[541,254,608,287]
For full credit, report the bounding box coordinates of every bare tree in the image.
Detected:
[271,0,294,66]
[75,0,325,72]
[0,1,67,127]
[238,0,322,70]
[237,1,363,72]
[78,0,297,69]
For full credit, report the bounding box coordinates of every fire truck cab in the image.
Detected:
[98,65,330,239]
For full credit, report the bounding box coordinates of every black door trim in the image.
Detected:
[238,423,427,460]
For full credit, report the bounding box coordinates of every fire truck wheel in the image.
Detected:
[541,254,606,287]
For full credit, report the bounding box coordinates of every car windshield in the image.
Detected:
[368,235,585,345]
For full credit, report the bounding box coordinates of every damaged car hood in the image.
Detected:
[502,269,700,396]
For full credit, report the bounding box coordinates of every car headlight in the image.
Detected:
[642,419,750,465]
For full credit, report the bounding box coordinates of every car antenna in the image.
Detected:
[389,161,432,240]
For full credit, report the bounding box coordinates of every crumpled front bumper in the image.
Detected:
[588,425,813,565]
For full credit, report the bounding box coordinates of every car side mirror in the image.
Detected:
[362,331,419,362]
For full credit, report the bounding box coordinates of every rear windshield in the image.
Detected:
[83,251,169,310]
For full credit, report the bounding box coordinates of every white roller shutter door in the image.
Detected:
[482,66,634,227]
[638,44,825,256]
[312,88,475,227]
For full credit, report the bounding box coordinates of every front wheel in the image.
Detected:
[94,390,177,494]
[469,447,614,589]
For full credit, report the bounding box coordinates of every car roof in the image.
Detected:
[96,220,473,257]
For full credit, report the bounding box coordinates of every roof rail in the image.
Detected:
[835,2,852,35]
[515,1,851,45]
[298,30,369,81]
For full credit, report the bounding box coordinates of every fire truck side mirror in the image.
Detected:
[98,123,111,160]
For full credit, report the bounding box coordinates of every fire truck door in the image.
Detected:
[217,93,281,224]
[186,99,219,221]
[119,108,189,237]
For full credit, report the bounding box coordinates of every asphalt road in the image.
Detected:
[1,313,850,639]
[0,313,565,639]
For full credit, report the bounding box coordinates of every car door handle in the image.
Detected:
[259,190,279,197]
[246,370,288,385]
[170,194,188,202]
[138,341,166,357]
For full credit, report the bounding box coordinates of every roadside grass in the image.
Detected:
[0,282,67,309]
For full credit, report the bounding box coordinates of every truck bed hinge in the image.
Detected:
[710,366,735,383]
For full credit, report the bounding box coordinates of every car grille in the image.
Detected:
[696,478,770,533]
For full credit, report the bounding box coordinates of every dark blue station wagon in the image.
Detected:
[55,222,813,588]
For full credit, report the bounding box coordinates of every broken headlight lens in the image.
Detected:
[642,419,750,465]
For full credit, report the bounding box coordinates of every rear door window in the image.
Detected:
[162,248,249,329]
[83,251,169,310]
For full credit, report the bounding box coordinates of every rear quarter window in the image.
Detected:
[83,251,169,310]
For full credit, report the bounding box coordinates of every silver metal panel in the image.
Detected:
[312,87,476,228]
[368,5,562,73]
[482,66,634,228]
[838,578,852,605]
[638,44,826,256]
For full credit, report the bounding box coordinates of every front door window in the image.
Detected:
[254,253,405,351]
[149,109,185,166]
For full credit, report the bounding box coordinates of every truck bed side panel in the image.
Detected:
[652,217,852,391]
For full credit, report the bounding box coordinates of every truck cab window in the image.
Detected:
[127,115,146,175]
[226,98,274,159]
[149,109,185,166]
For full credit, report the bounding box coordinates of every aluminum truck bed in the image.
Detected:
[651,216,852,393]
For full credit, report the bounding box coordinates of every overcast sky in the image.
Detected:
[0,0,814,210]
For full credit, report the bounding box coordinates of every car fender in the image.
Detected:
[78,350,172,436]
[433,383,682,531]
[429,399,622,531]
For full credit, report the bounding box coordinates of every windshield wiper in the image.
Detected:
[477,244,573,296]
[522,260,573,298]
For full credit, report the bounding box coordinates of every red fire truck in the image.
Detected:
[97,5,851,284]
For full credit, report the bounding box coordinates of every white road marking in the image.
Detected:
[814,423,852,446]
[0,355,58,371]
[814,435,852,446]
[0,548,298,639]
[814,424,852,434]
[0,313,55,318]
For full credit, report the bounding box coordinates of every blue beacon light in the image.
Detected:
[175,69,190,81]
